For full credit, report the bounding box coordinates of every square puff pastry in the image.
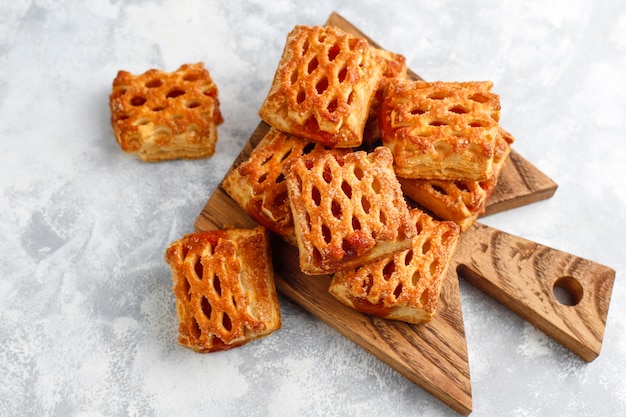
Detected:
[400,128,514,231]
[380,79,501,181]
[110,62,223,162]
[259,25,384,148]
[222,127,350,246]
[329,209,460,324]
[283,146,416,275]
[164,227,281,353]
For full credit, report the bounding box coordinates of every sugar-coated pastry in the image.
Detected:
[283,146,416,275]
[380,79,501,181]
[164,227,281,353]
[223,127,351,245]
[400,128,514,230]
[259,25,384,148]
[329,208,460,324]
[110,62,223,162]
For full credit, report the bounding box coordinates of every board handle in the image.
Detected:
[454,222,616,362]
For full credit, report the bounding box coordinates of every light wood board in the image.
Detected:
[456,223,615,363]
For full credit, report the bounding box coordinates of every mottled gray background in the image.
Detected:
[1,0,625,416]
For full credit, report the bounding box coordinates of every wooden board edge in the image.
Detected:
[483,150,558,216]
[457,222,616,362]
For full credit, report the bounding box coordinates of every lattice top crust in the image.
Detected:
[223,127,350,245]
[329,208,460,324]
[283,146,416,275]
[110,62,223,161]
[164,227,281,352]
[259,25,384,148]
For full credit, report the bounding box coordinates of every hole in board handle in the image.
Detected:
[552,276,584,306]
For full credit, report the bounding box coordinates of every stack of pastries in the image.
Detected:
[224,24,515,327]
[155,23,516,352]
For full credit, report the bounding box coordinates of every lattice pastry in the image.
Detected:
[283,146,416,275]
[223,127,350,245]
[380,79,501,181]
[400,128,514,231]
[110,62,223,162]
[164,227,281,353]
[329,208,460,324]
[258,25,384,148]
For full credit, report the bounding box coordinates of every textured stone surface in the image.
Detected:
[1,1,625,416]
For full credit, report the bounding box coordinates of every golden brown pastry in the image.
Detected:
[258,25,384,148]
[283,146,416,275]
[222,127,350,245]
[362,47,408,148]
[371,48,408,81]
[329,208,460,324]
[380,79,501,181]
[110,62,223,162]
[164,227,281,353]
[400,128,514,231]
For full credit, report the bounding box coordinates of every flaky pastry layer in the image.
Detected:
[110,62,223,162]
[362,47,408,147]
[400,128,514,231]
[380,79,502,181]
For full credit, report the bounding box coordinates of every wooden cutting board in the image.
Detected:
[196,121,473,415]
[194,12,616,415]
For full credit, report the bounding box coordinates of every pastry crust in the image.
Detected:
[283,146,416,275]
[400,128,514,230]
[363,47,408,148]
[222,127,350,245]
[164,227,281,353]
[110,62,223,162]
[329,209,460,324]
[258,25,384,148]
[380,79,501,181]
[371,48,408,81]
